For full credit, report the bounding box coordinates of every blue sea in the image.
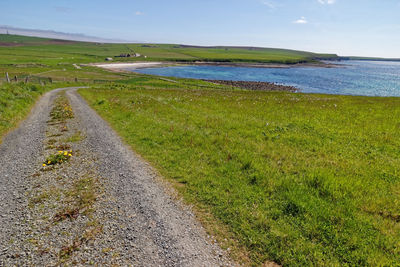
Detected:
[133,60,400,97]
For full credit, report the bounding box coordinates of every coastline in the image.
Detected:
[189,61,340,68]
[204,79,298,92]
[92,62,167,70]
[92,62,304,93]
[92,62,300,92]
[92,60,340,72]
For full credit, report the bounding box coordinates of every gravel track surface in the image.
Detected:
[0,87,233,266]
[0,87,71,262]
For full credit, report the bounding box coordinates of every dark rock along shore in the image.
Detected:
[204,79,298,92]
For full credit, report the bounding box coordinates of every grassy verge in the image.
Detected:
[79,83,400,266]
[0,83,50,143]
[0,82,84,144]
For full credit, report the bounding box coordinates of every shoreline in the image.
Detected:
[189,61,340,68]
[92,62,167,70]
[204,79,298,92]
[92,60,340,72]
[92,62,301,93]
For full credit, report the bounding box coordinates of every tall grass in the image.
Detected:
[0,83,50,143]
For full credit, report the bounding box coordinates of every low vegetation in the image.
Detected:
[0,83,49,143]
[43,150,72,167]
[62,131,84,143]
[49,94,74,122]
[54,176,97,222]
[79,83,400,266]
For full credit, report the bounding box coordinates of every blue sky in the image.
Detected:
[1,0,400,57]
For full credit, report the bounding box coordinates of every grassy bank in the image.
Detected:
[79,82,400,266]
[0,82,74,144]
[0,83,49,143]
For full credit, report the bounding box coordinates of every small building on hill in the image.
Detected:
[116,53,132,58]
[105,57,113,61]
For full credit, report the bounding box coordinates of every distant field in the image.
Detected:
[0,34,341,86]
[79,80,400,266]
[0,34,339,66]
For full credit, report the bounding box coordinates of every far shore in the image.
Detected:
[92,60,340,72]
[92,62,167,70]
[189,61,340,68]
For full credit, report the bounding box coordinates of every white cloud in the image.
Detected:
[293,16,308,24]
[261,0,275,9]
[318,0,336,4]
[135,11,143,16]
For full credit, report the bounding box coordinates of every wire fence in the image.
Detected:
[0,73,111,85]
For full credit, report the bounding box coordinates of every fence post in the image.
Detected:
[25,76,29,83]
[74,77,78,82]
[6,72,10,83]
[49,77,53,84]
[14,76,18,82]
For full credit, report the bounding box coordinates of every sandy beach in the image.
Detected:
[93,61,339,73]
[94,62,165,70]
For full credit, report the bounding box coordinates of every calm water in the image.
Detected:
[133,60,400,97]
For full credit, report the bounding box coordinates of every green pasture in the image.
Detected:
[79,82,400,266]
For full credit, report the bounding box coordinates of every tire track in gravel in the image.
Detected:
[67,88,234,267]
[0,87,234,266]
[0,87,83,262]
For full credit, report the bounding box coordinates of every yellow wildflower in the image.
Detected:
[58,151,62,154]
[68,154,72,157]
[64,151,68,156]
[42,164,46,167]
[48,161,51,164]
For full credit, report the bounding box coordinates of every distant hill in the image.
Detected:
[0,33,340,65]
[0,25,130,43]
[342,56,400,62]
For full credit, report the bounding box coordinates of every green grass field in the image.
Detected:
[0,83,51,143]
[0,34,338,68]
[0,34,340,87]
[79,82,400,266]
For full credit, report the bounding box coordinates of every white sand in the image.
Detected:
[94,62,164,70]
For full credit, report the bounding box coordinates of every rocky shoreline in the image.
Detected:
[204,79,298,92]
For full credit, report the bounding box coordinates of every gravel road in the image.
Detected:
[0,87,234,266]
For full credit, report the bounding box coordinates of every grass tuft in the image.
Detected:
[54,176,97,222]
[49,94,74,122]
[63,131,84,143]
